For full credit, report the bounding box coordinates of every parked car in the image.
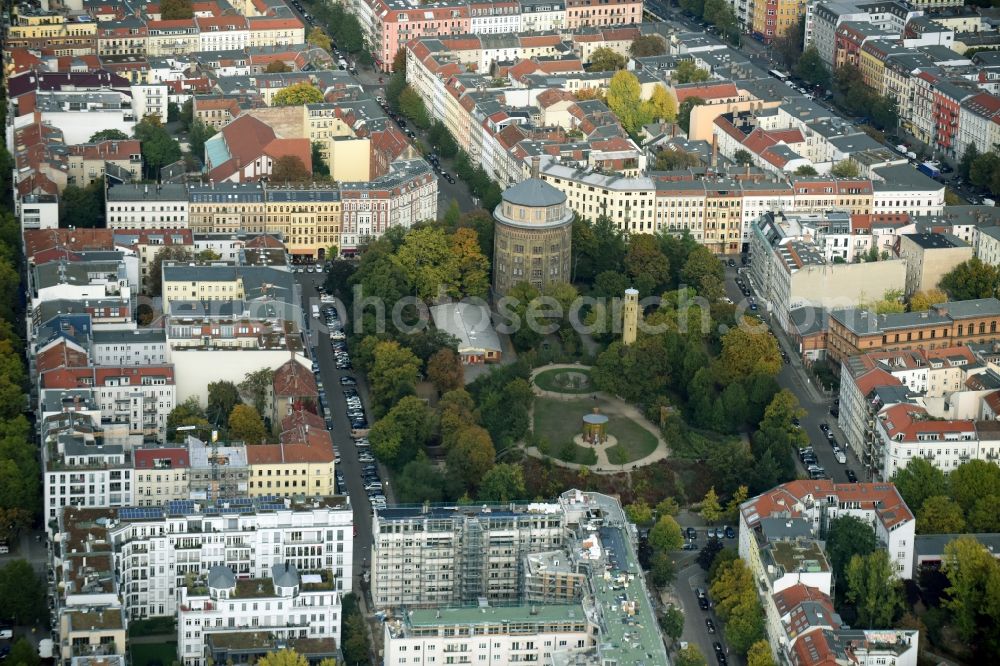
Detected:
[686,527,697,540]
[724,526,736,539]
[846,469,858,482]
[682,543,699,551]
[705,618,716,634]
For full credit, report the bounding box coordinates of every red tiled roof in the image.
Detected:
[272,359,317,397]
[792,630,839,666]
[244,234,285,249]
[36,341,89,374]
[246,440,333,464]
[743,479,914,531]
[208,114,311,182]
[879,403,975,442]
[24,229,115,261]
[134,447,190,469]
[674,81,738,103]
[69,139,141,161]
[854,367,901,394]
[773,584,833,617]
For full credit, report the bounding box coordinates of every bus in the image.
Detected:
[769,69,790,82]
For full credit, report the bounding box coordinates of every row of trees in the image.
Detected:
[308,1,367,62]
[0,121,38,544]
[832,65,899,133]
[679,0,740,44]
[959,144,1000,197]
[892,457,1000,534]
[708,556,769,658]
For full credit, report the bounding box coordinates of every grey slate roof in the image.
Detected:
[500,178,565,208]
[271,562,299,588]
[208,565,237,590]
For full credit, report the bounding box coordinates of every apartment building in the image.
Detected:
[146,19,200,56]
[896,232,973,296]
[161,264,244,314]
[133,447,190,506]
[96,17,148,57]
[106,184,190,230]
[67,139,143,187]
[52,495,353,625]
[384,605,593,666]
[42,413,133,523]
[826,298,1000,365]
[751,0,806,43]
[767,584,919,666]
[739,480,916,581]
[338,159,438,253]
[17,194,59,231]
[519,0,567,32]
[7,8,97,55]
[564,0,642,29]
[111,228,195,293]
[91,328,168,366]
[177,563,341,666]
[749,211,907,332]
[58,608,127,665]
[245,436,336,498]
[372,502,566,609]
[28,252,137,309]
[40,364,176,442]
[247,16,306,47]
[196,16,251,52]
[836,344,999,478]
[380,490,668,666]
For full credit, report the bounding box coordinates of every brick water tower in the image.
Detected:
[492,157,574,298]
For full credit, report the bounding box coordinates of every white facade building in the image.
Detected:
[43,418,134,523]
[177,563,342,666]
[130,84,170,123]
[92,329,169,366]
[383,605,593,666]
[18,194,59,231]
[110,496,353,620]
[518,0,566,32]
[106,184,190,230]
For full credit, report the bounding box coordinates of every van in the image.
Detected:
[0,625,12,639]
[836,450,847,464]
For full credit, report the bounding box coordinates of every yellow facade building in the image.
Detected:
[8,10,97,56]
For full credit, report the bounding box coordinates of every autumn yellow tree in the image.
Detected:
[272,82,324,106]
[228,404,267,444]
[257,649,308,666]
[648,84,677,122]
[909,288,947,312]
[747,640,776,666]
[607,70,653,135]
[307,27,331,52]
[700,486,723,524]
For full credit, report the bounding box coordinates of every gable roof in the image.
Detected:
[272,359,317,397]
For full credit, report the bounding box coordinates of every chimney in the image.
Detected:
[531,155,540,179]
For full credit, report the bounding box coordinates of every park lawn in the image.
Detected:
[605,415,659,463]
[130,642,177,666]
[533,397,594,445]
[533,367,593,394]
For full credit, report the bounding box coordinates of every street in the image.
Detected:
[722,265,858,483]
[295,272,380,603]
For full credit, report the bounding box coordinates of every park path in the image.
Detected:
[525,364,671,474]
